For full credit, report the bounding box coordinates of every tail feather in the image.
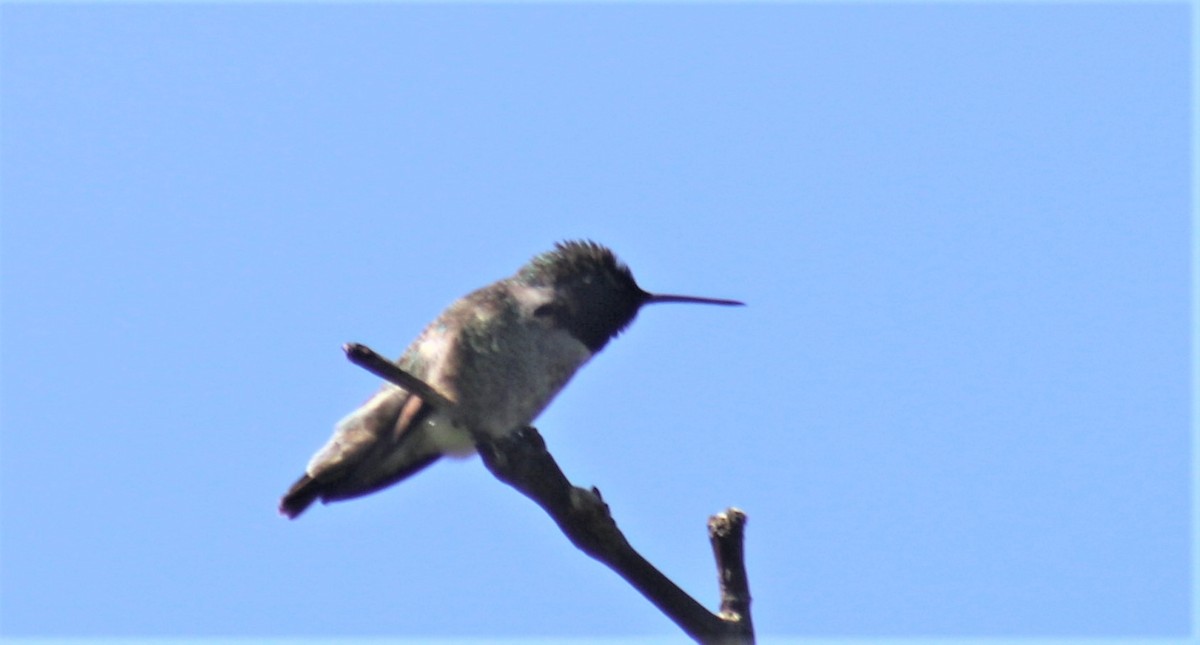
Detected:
[279,474,321,519]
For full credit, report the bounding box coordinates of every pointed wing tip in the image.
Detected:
[279,473,320,519]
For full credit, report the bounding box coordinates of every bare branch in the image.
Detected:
[344,343,754,644]
[478,428,754,644]
[342,342,457,410]
[709,509,753,631]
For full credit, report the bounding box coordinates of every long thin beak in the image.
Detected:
[645,292,745,306]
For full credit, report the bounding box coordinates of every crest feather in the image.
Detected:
[520,240,637,289]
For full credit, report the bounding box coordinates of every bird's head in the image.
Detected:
[516,240,743,352]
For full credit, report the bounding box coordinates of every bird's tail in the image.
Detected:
[279,474,321,519]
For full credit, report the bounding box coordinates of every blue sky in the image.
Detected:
[0,3,1191,641]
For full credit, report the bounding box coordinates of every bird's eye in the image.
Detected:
[533,304,556,318]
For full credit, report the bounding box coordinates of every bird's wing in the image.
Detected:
[310,298,464,467]
[280,386,437,518]
[304,384,413,481]
[280,296,483,518]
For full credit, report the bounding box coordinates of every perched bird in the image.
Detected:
[280,240,742,518]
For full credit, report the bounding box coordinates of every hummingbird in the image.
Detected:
[279,240,743,519]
